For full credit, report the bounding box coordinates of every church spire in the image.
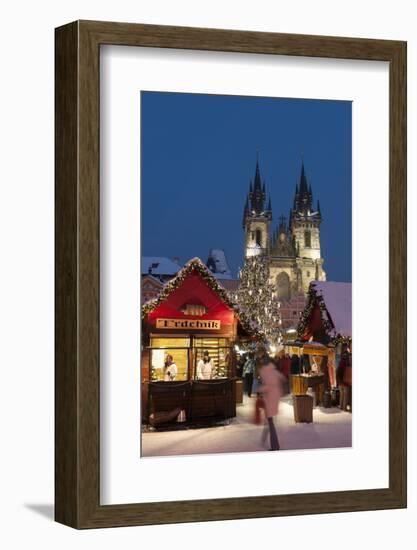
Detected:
[253,158,262,192]
[299,161,308,194]
[249,155,267,214]
[317,199,321,216]
[293,161,313,214]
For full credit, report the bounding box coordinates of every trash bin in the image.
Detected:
[293,394,313,423]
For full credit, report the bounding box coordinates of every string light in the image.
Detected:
[233,254,282,347]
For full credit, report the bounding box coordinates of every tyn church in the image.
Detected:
[242,159,326,309]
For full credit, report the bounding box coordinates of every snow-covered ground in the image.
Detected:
[141,395,352,457]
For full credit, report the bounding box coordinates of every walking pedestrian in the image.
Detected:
[258,355,285,451]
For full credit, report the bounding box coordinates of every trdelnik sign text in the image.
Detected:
[156,318,221,330]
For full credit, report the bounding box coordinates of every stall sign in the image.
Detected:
[156,318,221,330]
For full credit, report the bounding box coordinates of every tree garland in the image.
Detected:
[232,254,282,346]
[332,335,352,346]
[297,284,335,339]
[141,257,264,340]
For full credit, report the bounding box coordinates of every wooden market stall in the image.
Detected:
[141,257,261,426]
[283,340,331,406]
[291,281,352,410]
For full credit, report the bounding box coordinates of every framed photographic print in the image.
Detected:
[55,20,406,528]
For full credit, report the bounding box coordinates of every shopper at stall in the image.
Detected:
[196,350,214,380]
[236,353,246,378]
[290,353,301,374]
[258,355,285,451]
[242,353,255,397]
[163,354,178,381]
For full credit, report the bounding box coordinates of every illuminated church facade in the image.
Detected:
[242,159,326,328]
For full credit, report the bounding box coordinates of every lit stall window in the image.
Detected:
[193,338,230,379]
[150,337,190,381]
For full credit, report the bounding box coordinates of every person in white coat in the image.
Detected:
[196,351,214,380]
[258,355,285,450]
[163,354,178,381]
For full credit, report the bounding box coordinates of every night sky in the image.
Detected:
[141,91,352,282]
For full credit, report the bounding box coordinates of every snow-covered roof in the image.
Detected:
[141,273,164,287]
[206,249,233,279]
[312,281,352,337]
[141,257,181,276]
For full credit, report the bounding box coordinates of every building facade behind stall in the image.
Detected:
[141,256,181,303]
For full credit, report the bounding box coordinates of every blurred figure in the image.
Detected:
[281,353,291,379]
[274,352,290,395]
[258,355,285,451]
[243,353,255,397]
[236,353,246,378]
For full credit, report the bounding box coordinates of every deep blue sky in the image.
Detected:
[141,92,352,282]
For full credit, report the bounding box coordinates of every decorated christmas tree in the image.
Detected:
[234,254,282,347]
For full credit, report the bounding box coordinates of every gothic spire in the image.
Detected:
[253,158,262,191]
[293,183,299,209]
[299,161,308,194]
[249,156,266,214]
[293,161,313,214]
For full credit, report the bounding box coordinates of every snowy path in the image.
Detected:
[141,395,352,457]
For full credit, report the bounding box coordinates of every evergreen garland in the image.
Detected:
[297,283,350,345]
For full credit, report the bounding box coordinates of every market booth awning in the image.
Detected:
[284,340,330,356]
[303,342,331,356]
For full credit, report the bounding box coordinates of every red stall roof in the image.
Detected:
[142,257,262,339]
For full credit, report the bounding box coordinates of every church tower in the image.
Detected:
[240,155,326,329]
[242,158,272,258]
[290,162,326,289]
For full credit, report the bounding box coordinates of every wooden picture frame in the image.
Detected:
[55,20,407,528]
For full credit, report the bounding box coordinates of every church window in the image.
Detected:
[304,230,311,248]
[307,271,310,277]
[255,229,262,246]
